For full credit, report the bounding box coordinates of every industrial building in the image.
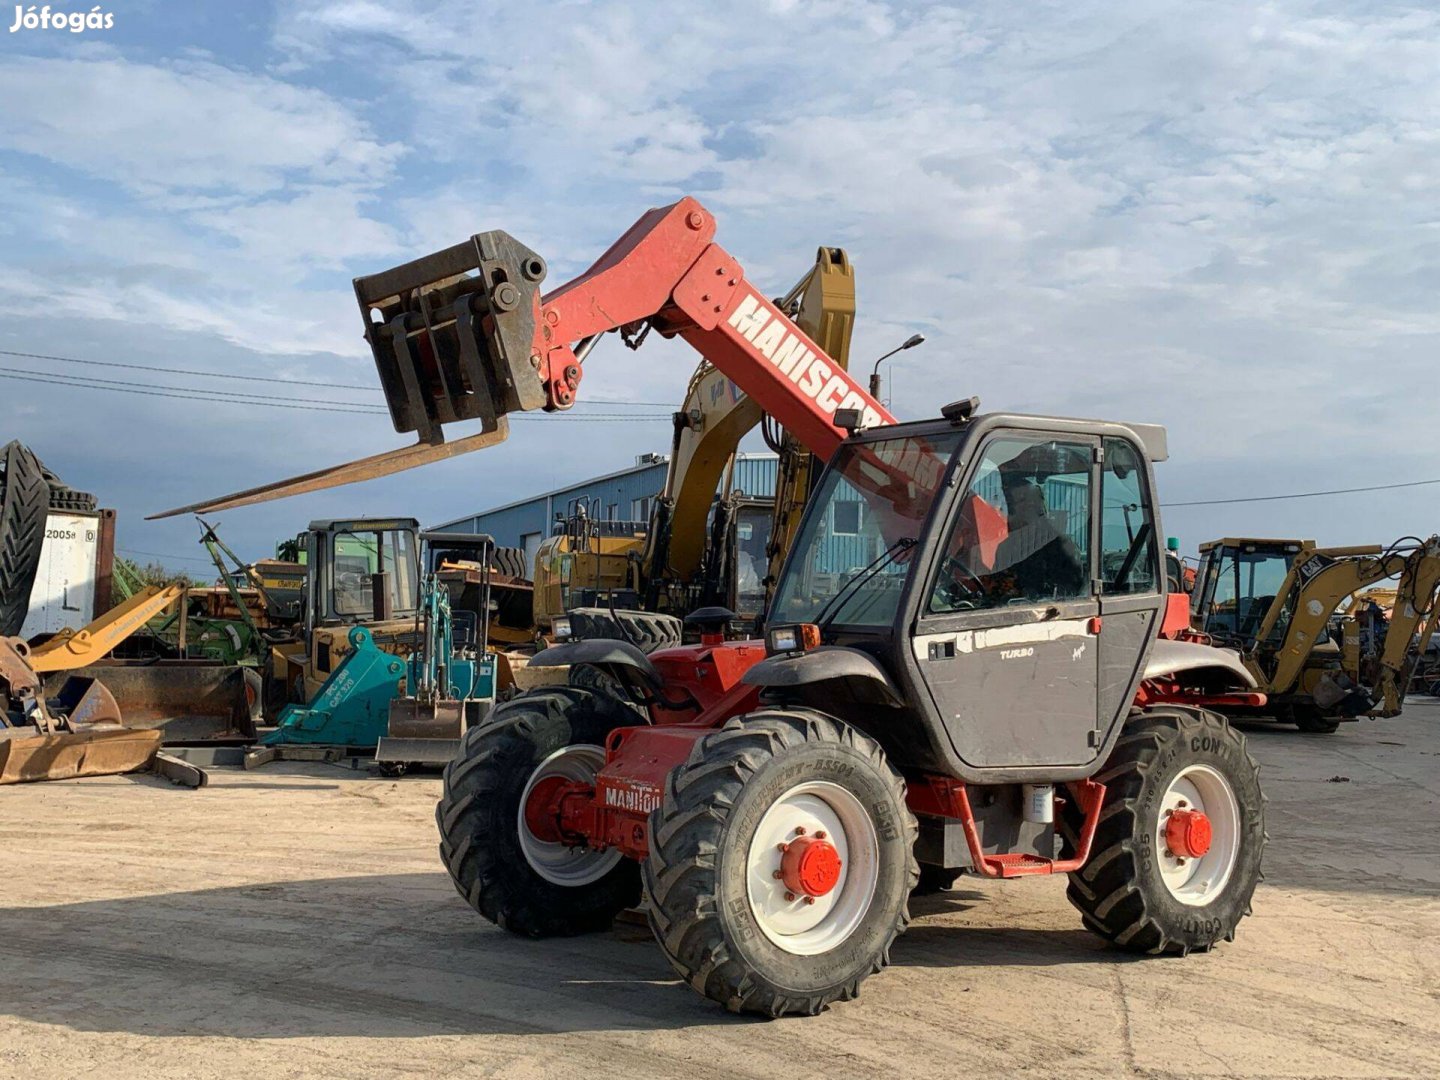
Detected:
[434,452,779,568]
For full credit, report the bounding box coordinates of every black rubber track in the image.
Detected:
[435,685,641,938]
[566,607,682,654]
[643,709,917,1017]
[1061,707,1265,956]
[0,441,51,637]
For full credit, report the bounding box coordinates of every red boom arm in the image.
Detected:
[539,198,895,456]
[152,197,895,518]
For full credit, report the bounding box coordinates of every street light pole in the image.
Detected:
[869,333,926,402]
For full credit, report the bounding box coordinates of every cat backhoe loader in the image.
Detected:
[1189,535,1440,731]
[159,196,1268,1016]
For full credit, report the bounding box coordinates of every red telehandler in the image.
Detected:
[162,198,1267,1017]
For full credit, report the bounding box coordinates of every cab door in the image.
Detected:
[913,431,1102,769]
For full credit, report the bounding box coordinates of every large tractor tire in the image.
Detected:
[1065,707,1264,955]
[644,710,917,1017]
[566,607,682,654]
[435,686,641,937]
[491,546,530,581]
[0,441,50,637]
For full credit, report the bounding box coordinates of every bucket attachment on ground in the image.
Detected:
[2,636,207,786]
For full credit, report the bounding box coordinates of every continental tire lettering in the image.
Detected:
[1190,734,1231,758]
[727,895,756,941]
[870,801,899,842]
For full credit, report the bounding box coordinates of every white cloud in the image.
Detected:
[0,56,401,195]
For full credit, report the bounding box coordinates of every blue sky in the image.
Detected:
[2,0,1438,572]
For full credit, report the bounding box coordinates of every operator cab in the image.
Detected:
[763,410,1170,781]
[303,518,421,632]
[1190,538,1308,646]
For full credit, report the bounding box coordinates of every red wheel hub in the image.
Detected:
[524,775,578,844]
[780,835,843,897]
[1165,808,1213,859]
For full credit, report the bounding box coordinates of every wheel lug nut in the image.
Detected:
[794,826,806,836]
[803,896,816,905]
[776,843,788,853]
[814,830,827,840]
[784,891,796,902]
[772,870,784,880]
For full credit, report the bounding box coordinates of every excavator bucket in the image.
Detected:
[376,697,468,769]
[1,637,166,785]
[0,727,162,785]
[150,230,553,519]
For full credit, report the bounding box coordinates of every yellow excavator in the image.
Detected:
[531,247,857,642]
[1189,535,1440,732]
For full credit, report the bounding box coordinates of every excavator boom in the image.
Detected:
[153,198,892,519]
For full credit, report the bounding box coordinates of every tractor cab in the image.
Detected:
[287,518,422,703]
[761,409,1171,777]
[1190,538,1309,647]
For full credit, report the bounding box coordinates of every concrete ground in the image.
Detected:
[2,702,1438,1080]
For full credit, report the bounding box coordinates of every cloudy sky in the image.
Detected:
[2,0,1437,573]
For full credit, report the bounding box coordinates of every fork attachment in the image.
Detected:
[354,231,552,444]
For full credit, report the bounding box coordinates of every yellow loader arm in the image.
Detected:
[1254,536,1440,705]
[1373,539,1440,715]
[27,584,184,673]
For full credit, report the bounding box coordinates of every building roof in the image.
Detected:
[431,452,777,532]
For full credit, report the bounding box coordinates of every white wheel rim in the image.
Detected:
[516,744,622,887]
[745,781,879,956]
[1157,764,1241,906]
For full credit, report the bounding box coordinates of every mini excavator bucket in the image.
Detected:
[151,231,555,518]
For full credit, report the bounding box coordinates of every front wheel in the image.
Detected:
[644,709,917,1017]
[1066,707,1264,955]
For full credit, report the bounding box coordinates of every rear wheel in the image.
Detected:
[1066,707,1264,955]
[644,710,917,1017]
[436,686,641,937]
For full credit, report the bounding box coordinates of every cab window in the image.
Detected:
[1099,438,1159,594]
[929,435,1093,613]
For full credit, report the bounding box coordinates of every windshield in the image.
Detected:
[330,528,418,617]
[769,431,963,629]
[1198,546,1294,641]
